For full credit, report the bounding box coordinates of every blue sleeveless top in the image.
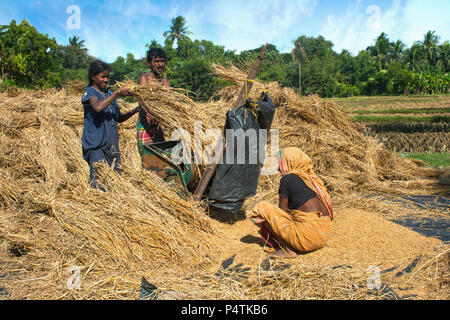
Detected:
[81,86,120,157]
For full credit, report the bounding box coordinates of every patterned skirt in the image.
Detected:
[136,119,165,156]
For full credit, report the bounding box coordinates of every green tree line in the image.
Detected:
[1,17,449,98]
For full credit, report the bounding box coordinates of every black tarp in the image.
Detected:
[207,92,276,214]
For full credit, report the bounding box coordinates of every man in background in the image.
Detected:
[136,48,171,162]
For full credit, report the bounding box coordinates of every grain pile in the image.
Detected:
[0,65,448,300]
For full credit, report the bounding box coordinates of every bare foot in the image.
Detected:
[268,247,297,259]
[251,216,266,224]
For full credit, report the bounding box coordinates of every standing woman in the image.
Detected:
[250,147,334,258]
[82,60,139,189]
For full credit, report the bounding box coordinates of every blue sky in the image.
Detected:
[1,0,449,62]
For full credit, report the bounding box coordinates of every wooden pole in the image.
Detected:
[295,42,303,94]
[193,43,269,201]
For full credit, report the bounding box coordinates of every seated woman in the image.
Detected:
[250,147,334,258]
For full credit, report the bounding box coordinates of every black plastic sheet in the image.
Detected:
[207,92,276,214]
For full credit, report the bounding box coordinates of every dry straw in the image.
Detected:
[0,65,448,300]
[119,80,223,176]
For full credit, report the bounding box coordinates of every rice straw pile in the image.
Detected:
[62,80,87,95]
[0,65,448,300]
[0,88,222,299]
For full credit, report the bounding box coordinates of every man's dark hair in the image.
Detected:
[147,47,167,63]
[88,60,110,86]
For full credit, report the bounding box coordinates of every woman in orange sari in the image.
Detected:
[251,147,334,258]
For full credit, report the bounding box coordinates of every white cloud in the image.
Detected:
[320,0,450,55]
[184,0,318,52]
[399,0,450,45]
[75,0,185,61]
[321,0,368,53]
[75,14,138,62]
[103,0,174,20]
[48,0,320,60]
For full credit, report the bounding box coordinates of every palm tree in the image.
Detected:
[68,36,87,52]
[163,16,192,45]
[145,40,162,50]
[405,42,423,72]
[436,41,449,72]
[390,40,405,63]
[65,36,88,69]
[374,32,391,71]
[292,40,307,93]
[420,30,440,66]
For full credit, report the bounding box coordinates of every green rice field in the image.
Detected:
[328,94,450,169]
[404,152,450,169]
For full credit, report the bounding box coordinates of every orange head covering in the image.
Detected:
[278,147,333,219]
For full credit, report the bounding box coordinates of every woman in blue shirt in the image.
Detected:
[82,60,139,189]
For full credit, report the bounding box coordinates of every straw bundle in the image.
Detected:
[121,80,223,173]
